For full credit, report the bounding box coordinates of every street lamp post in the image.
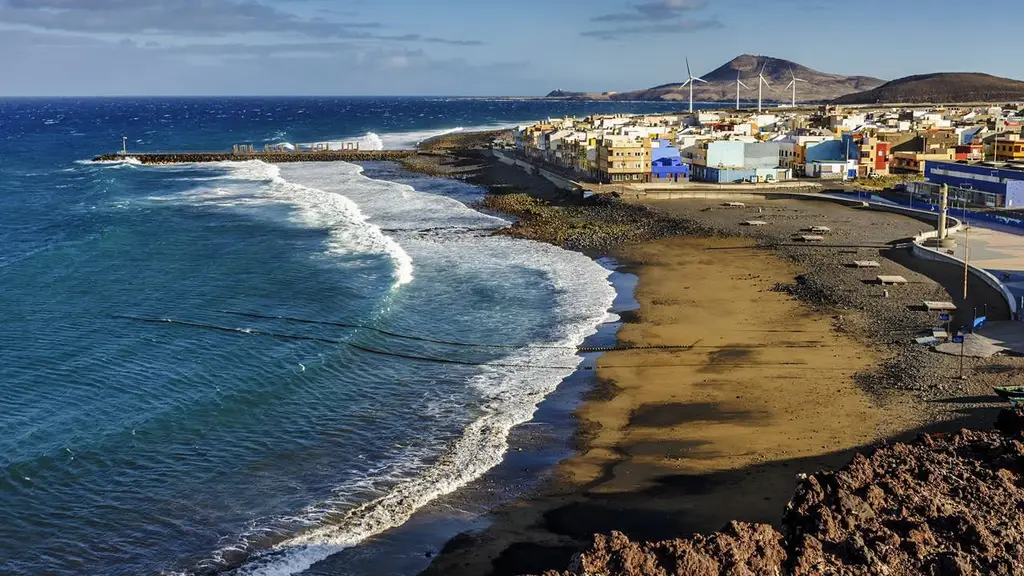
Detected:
[960,191,971,301]
[121,135,127,156]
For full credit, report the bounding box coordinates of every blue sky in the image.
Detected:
[1,0,1021,96]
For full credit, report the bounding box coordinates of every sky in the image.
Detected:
[1,0,1022,96]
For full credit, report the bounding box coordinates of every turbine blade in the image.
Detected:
[686,57,692,79]
[694,76,708,83]
[787,80,795,89]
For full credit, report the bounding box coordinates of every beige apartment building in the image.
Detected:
[596,136,651,183]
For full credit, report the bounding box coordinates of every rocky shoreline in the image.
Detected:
[477,194,709,254]
[396,135,1023,576]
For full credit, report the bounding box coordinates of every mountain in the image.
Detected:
[833,72,1024,104]
[545,55,885,104]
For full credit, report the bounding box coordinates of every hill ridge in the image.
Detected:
[834,72,1024,104]
[546,54,885,104]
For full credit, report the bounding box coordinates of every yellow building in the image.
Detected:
[891,150,955,174]
[795,144,808,171]
[994,139,1024,161]
[518,123,553,158]
[597,137,651,183]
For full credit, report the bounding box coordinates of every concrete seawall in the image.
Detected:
[491,150,580,191]
[92,151,417,164]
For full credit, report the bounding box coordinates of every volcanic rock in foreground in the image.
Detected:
[539,410,1024,575]
[834,72,1024,104]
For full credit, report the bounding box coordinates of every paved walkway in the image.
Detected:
[945,220,1024,306]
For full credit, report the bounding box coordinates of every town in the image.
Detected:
[512,104,1024,209]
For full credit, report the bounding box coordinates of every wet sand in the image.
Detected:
[423,235,922,576]
[412,151,1019,575]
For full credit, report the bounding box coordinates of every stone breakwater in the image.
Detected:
[542,408,1024,576]
[91,151,417,164]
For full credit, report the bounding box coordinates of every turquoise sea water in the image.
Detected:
[0,97,697,575]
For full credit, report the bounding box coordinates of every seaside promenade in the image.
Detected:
[945,221,1024,307]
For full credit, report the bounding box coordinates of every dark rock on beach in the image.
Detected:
[477,193,711,254]
[540,408,1024,576]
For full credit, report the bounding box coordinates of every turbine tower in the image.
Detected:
[680,57,707,114]
[735,71,750,111]
[786,67,808,107]
[756,63,771,113]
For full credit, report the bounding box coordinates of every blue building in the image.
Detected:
[650,139,689,182]
[922,160,1024,208]
[807,135,859,163]
[690,166,758,183]
[690,141,789,183]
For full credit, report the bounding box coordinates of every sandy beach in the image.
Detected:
[423,235,924,575]
[406,145,1024,575]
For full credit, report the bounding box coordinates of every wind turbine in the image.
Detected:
[786,67,808,107]
[680,57,707,114]
[756,63,771,113]
[735,71,750,111]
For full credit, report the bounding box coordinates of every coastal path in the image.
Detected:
[944,220,1024,309]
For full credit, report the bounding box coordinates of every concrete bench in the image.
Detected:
[851,260,881,268]
[877,275,908,285]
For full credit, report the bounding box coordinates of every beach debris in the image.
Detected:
[742,220,768,226]
[722,201,746,208]
[851,260,881,268]
[795,234,825,242]
[807,225,832,234]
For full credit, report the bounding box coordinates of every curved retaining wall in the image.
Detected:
[855,203,1017,317]
[910,238,1019,318]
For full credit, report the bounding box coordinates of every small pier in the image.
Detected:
[92,150,418,165]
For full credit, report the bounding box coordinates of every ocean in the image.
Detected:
[0,97,691,575]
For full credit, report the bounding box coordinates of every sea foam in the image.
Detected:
[318,121,524,152]
[166,160,414,288]
[94,157,612,576]
[214,162,615,576]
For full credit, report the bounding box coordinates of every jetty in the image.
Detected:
[92,150,418,164]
